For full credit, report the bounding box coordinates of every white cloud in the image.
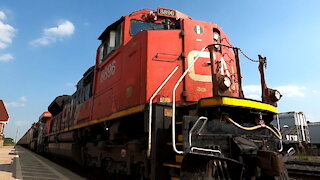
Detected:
[246,94,261,100]
[30,37,51,46]
[44,21,74,36]
[0,15,16,49]
[243,85,261,100]
[243,85,260,94]
[0,11,15,62]
[243,85,306,99]
[276,85,306,97]
[5,101,25,108]
[312,90,320,95]
[0,11,6,20]
[20,96,27,102]
[30,20,75,46]
[4,96,27,108]
[307,114,320,122]
[14,120,31,127]
[0,53,13,62]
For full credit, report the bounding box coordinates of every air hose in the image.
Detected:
[224,115,282,140]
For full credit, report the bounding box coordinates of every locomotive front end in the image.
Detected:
[180,97,285,179]
[174,42,286,179]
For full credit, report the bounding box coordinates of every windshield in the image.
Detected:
[130,19,179,35]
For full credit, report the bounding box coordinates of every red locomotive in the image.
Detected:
[19,8,287,179]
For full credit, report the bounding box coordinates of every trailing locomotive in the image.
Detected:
[19,8,287,179]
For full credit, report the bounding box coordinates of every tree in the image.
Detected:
[4,137,15,145]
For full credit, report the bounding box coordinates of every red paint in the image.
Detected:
[40,8,242,134]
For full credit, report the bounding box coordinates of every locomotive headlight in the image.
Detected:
[223,76,231,88]
[274,90,282,101]
[219,76,231,91]
[270,89,282,102]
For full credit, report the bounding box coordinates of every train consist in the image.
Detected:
[18,8,287,179]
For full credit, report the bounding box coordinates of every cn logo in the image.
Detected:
[187,50,231,82]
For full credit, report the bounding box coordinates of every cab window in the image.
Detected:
[99,22,123,64]
[130,19,180,36]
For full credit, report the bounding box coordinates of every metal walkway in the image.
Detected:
[14,146,85,180]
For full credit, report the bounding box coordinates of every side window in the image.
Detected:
[99,45,104,64]
[115,22,123,48]
[99,22,123,64]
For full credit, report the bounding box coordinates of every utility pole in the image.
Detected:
[15,128,18,144]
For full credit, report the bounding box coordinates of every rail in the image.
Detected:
[147,65,179,157]
[286,160,320,178]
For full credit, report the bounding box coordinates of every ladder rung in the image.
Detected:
[167,142,183,146]
[163,163,181,168]
[178,135,183,142]
[171,177,180,180]
[175,155,184,163]
[176,121,183,125]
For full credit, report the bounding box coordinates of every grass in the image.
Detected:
[289,155,319,162]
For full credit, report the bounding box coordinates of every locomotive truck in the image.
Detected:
[18,8,287,179]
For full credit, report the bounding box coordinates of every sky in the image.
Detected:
[1,0,320,140]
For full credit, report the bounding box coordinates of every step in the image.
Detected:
[167,142,183,146]
[171,177,180,180]
[178,135,183,142]
[175,155,184,163]
[176,121,183,125]
[163,163,181,169]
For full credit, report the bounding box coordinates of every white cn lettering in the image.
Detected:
[218,57,231,77]
[100,60,116,83]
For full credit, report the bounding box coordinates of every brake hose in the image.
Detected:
[224,115,282,140]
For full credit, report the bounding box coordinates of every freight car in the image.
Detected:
[18,122,38,150]
[277,112,310,152]
[19,8,288,179]
[18,112,52,151]
[308,122,320,148]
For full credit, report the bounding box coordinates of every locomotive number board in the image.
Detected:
[157,8,176,18]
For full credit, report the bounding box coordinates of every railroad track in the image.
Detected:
[286,160,320,179]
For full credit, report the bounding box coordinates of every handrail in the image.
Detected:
[172,46,209,154]
[147,65,179,157]
[188,116,208,148]
[191,147,221,154]
[276,114,283,152]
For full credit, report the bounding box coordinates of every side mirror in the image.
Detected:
[109,31,116,48]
